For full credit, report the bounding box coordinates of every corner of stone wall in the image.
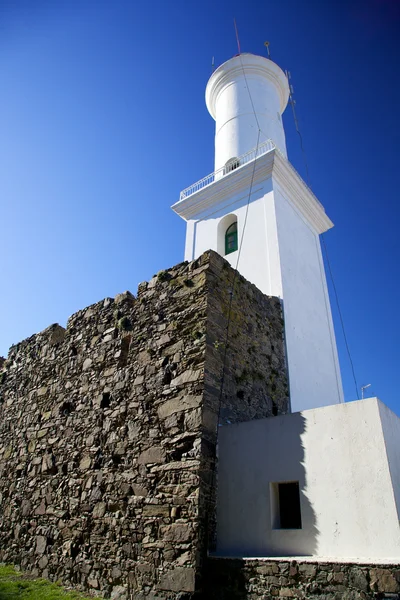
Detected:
[204,249,288,430]
[0,255,214,599]
[0,250,289,600]
[192,250,289,587]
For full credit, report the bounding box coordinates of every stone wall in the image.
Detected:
[204,557,400,599]
[0,250,289,599]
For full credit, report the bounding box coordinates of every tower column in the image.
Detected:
[173,53,344,412]
[206,54,290,170]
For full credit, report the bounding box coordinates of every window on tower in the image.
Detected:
[224,157,240,174]
[217,214,238,257]
[225,222,238,255]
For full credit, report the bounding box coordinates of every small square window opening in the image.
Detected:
[270,481,302,529]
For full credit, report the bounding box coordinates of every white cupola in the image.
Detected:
[172,53,344,412]
[206,53,290,170]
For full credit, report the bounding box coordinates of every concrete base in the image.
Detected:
[217,398,400,560]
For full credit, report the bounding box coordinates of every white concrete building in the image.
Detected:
[172,53,343,412]
[216,398,400,560]
[172,52,400,561]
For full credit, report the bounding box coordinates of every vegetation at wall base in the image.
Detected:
[0,565,94,600]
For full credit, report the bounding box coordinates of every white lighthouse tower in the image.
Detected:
[172,53,343,412]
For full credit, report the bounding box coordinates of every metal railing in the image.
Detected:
[179,139,276,201]
[178,138,324,211]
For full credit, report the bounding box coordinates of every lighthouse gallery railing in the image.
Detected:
[178,138,324,211]
[179,139,276,201]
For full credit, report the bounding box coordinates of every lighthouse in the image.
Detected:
[172,53,343,412]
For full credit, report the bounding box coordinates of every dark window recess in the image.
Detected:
[225,222,238,255]
[100,393,111,409]
[112,454,122,466]
[225,157,240,173]
[278,482,302,529]
[118,335,131,368]
[59,401,74,416]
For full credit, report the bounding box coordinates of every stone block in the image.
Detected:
[82,358,92,371]
[298,563,317,578]
[79,455,91,471]
[110,585,128,599]
[142,505,170,517]
[137,447,166,465]
[160,524,192,543]
[92,502,106,518]
[256,563,279,576]
[370,568,400,593]
[348,568,368,591]
[171,370,202,387]
[132,484,148,497]
[157,396,202,420]
[35,536,47,555]
[158,567,195,592]
[279,587,304,597]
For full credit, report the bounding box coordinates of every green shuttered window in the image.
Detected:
[225,222,238,255]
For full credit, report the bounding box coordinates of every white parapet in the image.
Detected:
[217,398,400,560]
[206,53,290,170]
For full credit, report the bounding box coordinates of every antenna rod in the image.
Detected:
[361,383,371,399]
[285,69,311,186]
[264,41,271,58]
[233,18,241,54]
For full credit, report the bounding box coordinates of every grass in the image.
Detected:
[0,565,94,600]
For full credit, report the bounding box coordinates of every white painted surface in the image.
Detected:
[211,555,400,565]
[206,54,289,170]
[379,402,400,521]
[216,398,400,559]
[173,54,343,411]
[273,184,343,410]
[178,157,343,411]
[186,180,281,298]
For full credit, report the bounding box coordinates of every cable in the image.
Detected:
[321,235,360,400]
[216,128,262,427]
[238,55,262,132]
[206,27,272,551]
[205,54,263,549]
[287,72,311,186]
[214,55,263,429]
[205,129,261,547]
[288,69,360,401]
[212,40,264,429]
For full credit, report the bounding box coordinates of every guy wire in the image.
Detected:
[287,69,360,400]
[321,235,360,400]
[205,30,264,548]
[205,127,262,552]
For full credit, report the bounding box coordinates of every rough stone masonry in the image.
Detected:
[0,250,289,599]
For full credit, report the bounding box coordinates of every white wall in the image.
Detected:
[379,401,400,521]
[273,185,344,411]
[217,398,400,559]
[186,180,283,298]
[179,53,343,414]
[187,176,343,412]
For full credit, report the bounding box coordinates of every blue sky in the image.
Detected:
[1,0,399,410]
